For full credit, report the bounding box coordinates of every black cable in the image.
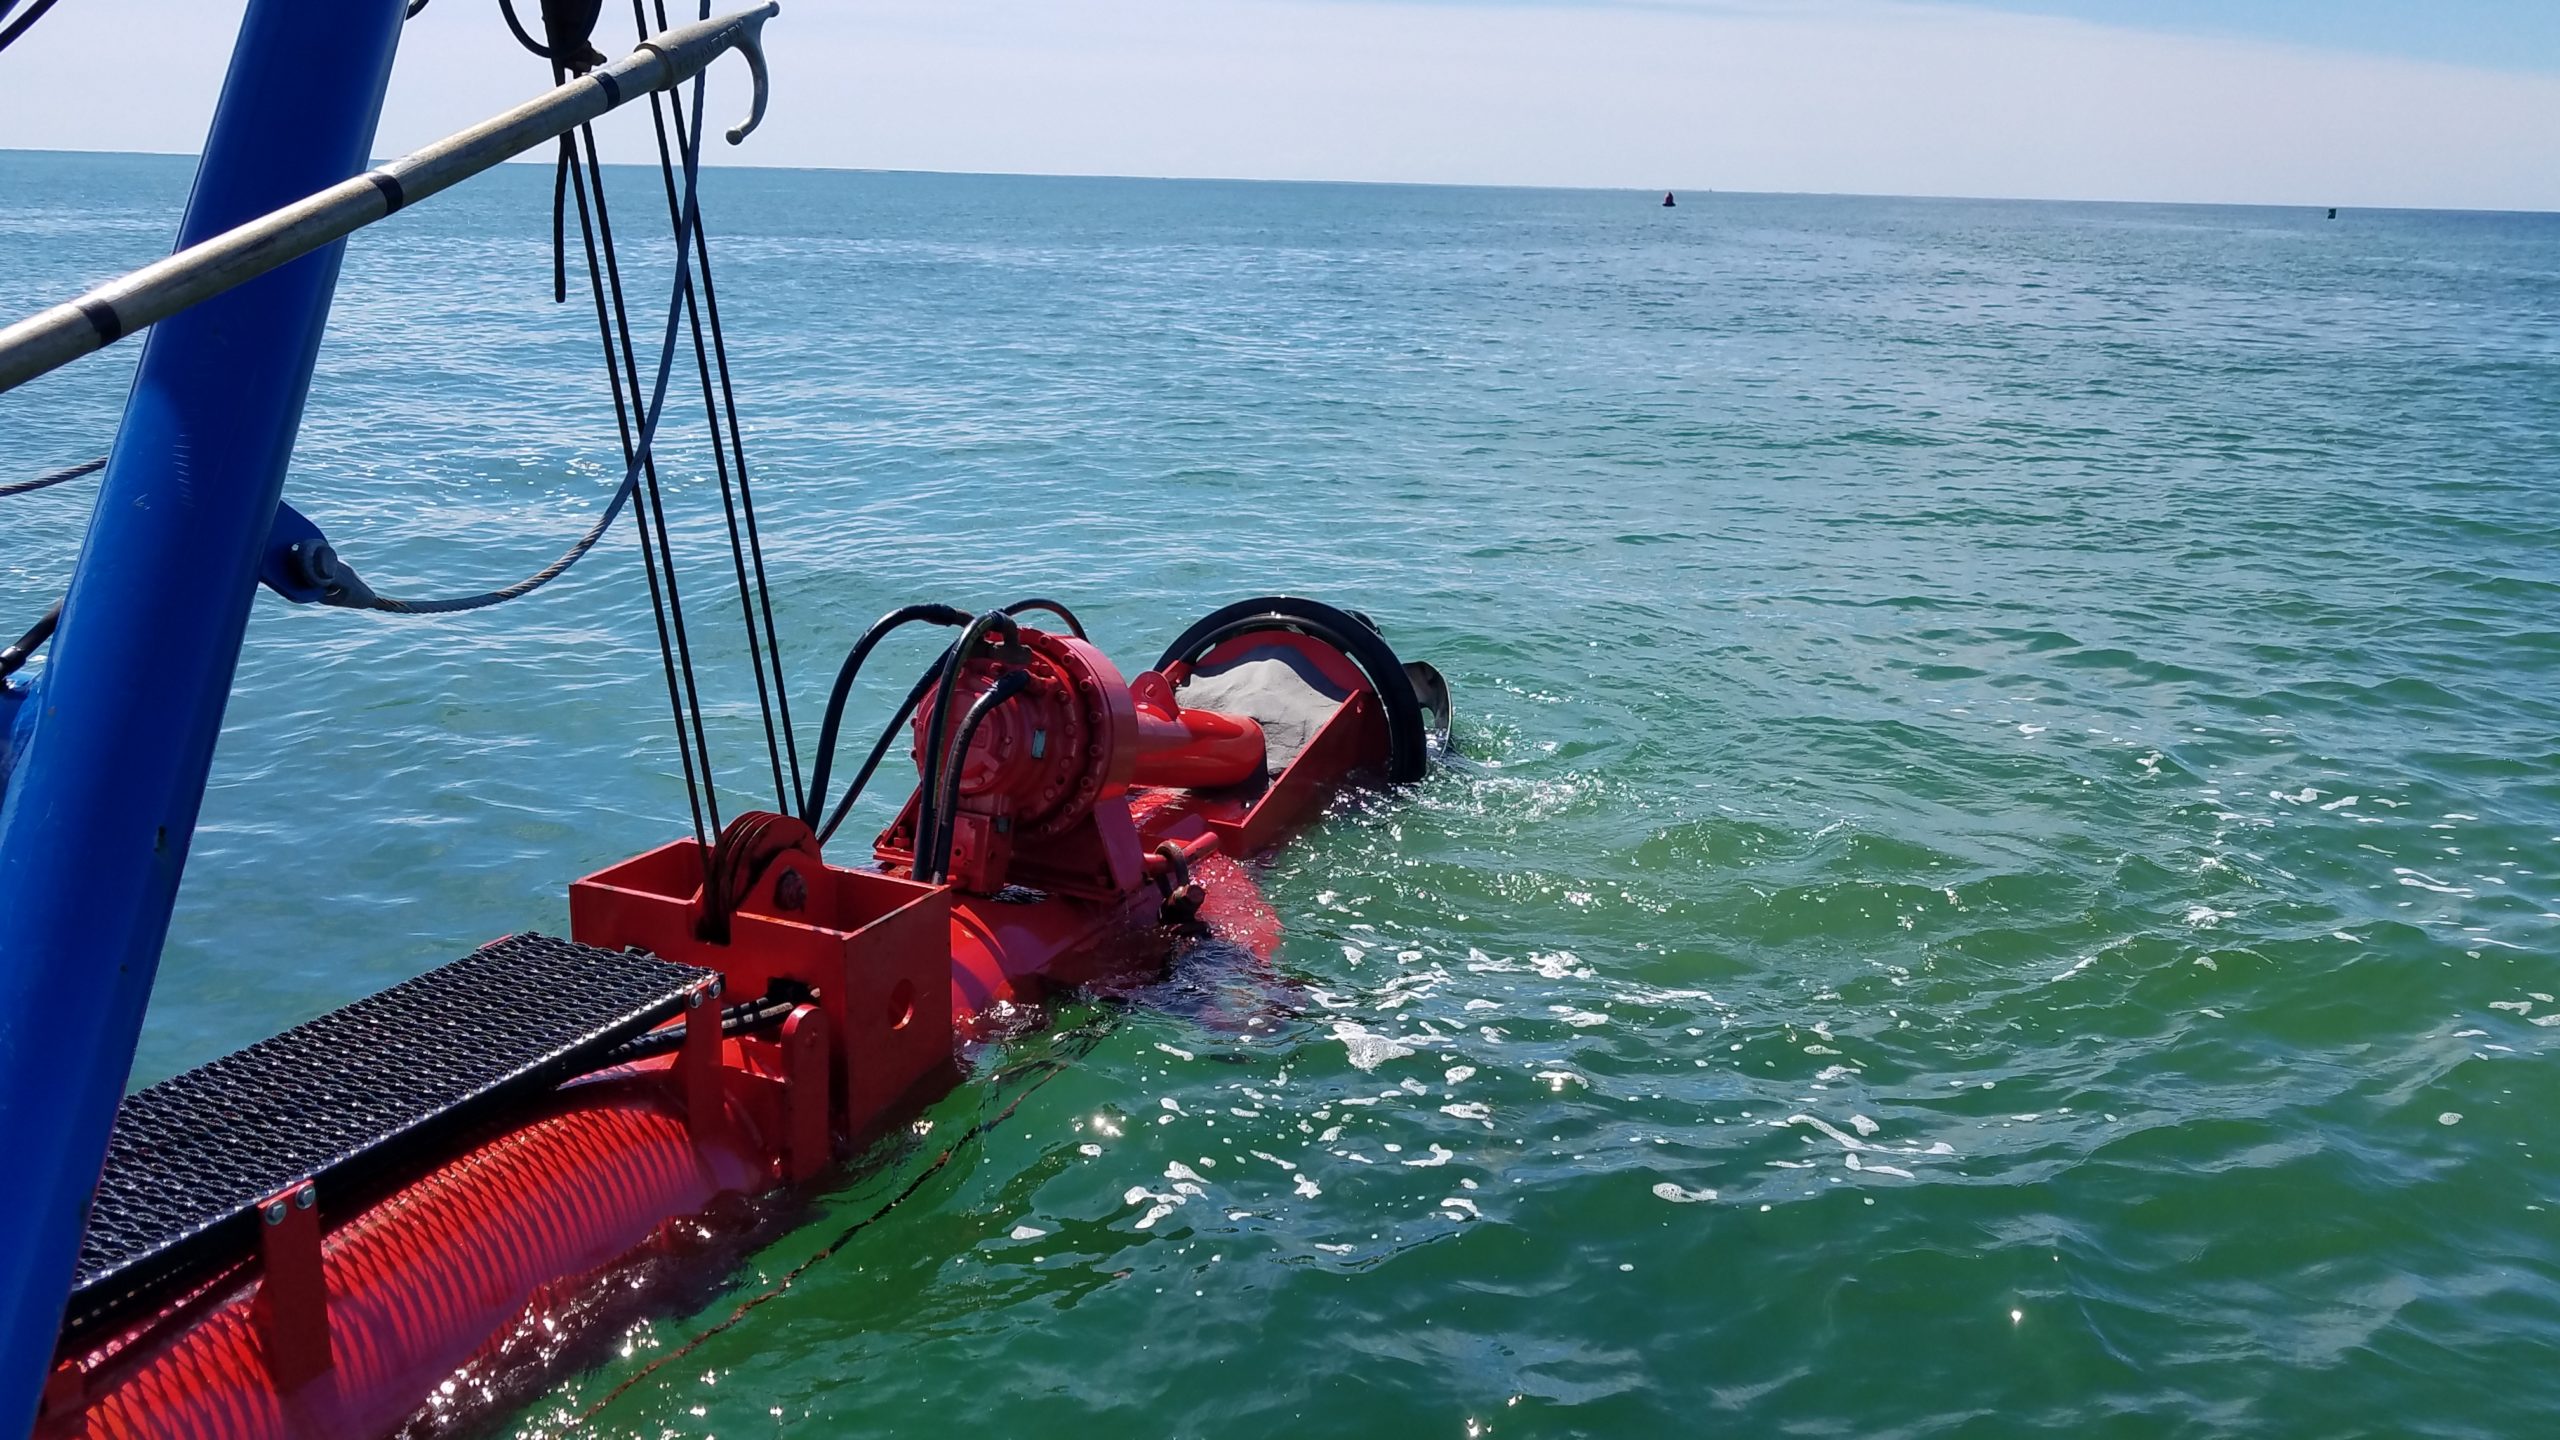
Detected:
[923,669,1027,884]
[913,611,1019,881]
[641,0,804,819]
[800,605,968,828]
[0,601,61,679]
[1001,597,1086,639]
[816,656,945,847]
[550,136,574,303]
[505,0,596,307]
[0,0,63,54]
[637,62,786,818]
[574,118,724,839]
[562,110,710,850]
[0,456,102,498]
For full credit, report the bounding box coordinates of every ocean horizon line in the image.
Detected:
[3,146,2553,219]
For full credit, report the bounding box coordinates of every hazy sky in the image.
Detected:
[4,0,2557,208]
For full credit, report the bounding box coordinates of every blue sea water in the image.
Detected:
[6,148,2560,1437]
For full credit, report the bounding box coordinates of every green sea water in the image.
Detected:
[5,149,2560,1437]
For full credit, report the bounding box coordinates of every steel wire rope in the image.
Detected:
[346,103,707,617]
[0,457,102,498]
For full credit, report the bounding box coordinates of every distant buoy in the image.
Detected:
[1662,192,1677,208]
[2327,207,2338,220]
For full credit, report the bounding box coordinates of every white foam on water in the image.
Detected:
[1313,1243,1355,1255]
[2439,1113,2463,1126]
[1653,1183,1716,1203]
[1294,1174,1323,1198]
[1404,1144,1454,1168]
[1333,1021,1416,1071]
[1154,1043,1195,1061]
[1078,1143,1103,1157]
[1787,1114,1870,1151]
[1440,1197,1480,1218]
[1010,1224,1048,1241]
[1446,1065,1478,1085]
[1442,1102,1492,1121]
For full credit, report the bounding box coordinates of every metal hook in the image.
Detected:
[721,2,778,145]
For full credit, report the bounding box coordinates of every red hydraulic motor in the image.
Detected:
[877,618,1270,899]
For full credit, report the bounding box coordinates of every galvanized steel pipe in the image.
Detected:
[0,1,778,396]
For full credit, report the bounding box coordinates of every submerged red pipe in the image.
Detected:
[50,1078,762,1440]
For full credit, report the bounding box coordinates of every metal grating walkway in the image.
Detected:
[67,933,711,1334]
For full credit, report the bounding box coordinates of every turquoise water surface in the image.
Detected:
[5,148,2560,1437]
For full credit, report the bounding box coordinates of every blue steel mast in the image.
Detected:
[0,0,409,1425]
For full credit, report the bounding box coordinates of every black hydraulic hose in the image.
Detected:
[1001,597,1085,639]
[923,669,1028,884]
[0,601,61,679]
[816,656,946,846]
[800,604,969,828]
[914,611,1019,879]
[598,994,797,1067]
